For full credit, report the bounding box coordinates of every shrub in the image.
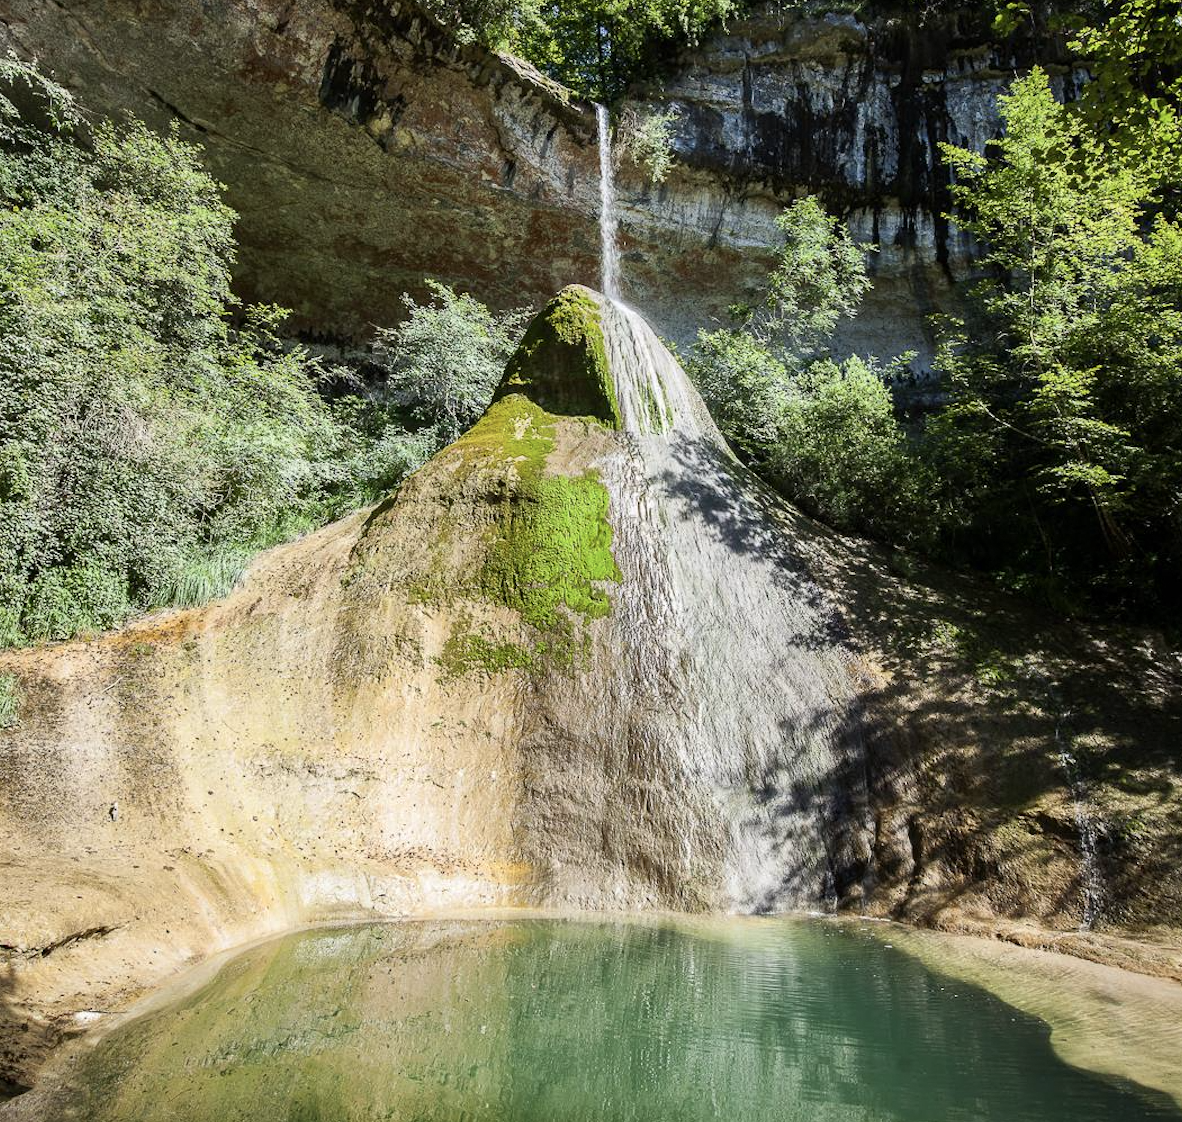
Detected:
[771,356,921,539]
[373,281,529,445]
[688,195,922,541]
[619,106,680,184]
[0,62,522,645]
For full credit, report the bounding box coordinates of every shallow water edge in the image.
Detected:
[4,909,1181,1122]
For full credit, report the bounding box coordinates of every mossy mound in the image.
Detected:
[495,286,621,429]
[415,393,621,678]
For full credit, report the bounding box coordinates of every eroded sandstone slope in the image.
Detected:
[1,289,1180,1100]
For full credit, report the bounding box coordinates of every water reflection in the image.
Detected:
[56,918,1180,1121]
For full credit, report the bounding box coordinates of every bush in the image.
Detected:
[686,329,789,456]
[373,281,528,445]
[771,357,923,540]
[0,61,524,646]
[619,106,680,184]
[0,64,343,642]
[688,195,923,542]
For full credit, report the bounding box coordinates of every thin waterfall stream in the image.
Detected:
[596,103,621,301]
[1054,717,1106,930]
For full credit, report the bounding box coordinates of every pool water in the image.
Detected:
[52,917,1182,1121]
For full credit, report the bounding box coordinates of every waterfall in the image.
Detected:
[600,300,710,437]
[538,98,871,912]
[538,285,873,913]
[1055,721,1105,930]
[596,104,621,301]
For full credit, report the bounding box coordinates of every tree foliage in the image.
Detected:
[687,198,921,541]
[423,0,737,102]
[0,61,520,646]
[932,67,1182,610]
[994,0,1182,185]
[618,106,681,183]
[691,37,1182,620]
[374,281,529,445]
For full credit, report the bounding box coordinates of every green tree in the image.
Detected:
[374,281,529,445]
[760,196,873,353]
[933,67,1182,609]
[687,197,920,540]
[0,64,336,641]
[994,0,1182,186]
[686,328,789,458]
[0,61,519,646]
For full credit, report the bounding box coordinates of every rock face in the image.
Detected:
[0,0,603,337]
[620,3,1078,360]
[2,289,1180,1098]
[1,0,1070,362]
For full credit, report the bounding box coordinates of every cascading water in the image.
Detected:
[577,298,872,913]
[528,123,873,911]
[596,104,621,301]
[516,104,871,913]
[1055,719,1105,930]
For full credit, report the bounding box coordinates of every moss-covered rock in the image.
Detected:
[411,392,620,679]
[495,286,621,429]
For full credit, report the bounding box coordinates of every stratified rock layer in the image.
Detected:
[1,0,1072,363]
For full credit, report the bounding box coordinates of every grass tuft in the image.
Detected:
[162,545,252,608]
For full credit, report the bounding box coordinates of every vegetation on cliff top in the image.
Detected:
[423,0,737,101]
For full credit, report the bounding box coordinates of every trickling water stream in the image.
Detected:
[1055,719,1106,930]
[596,104,621,301]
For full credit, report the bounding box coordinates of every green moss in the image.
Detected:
[480,472,620,629]
[399,289,633,680]
[447,394,555,488]
[437,632,540,678]
[417,390,621,680]
[436,628,593,681]
[496,288,621,429]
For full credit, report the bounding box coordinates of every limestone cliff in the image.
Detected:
[1,0,1070,361]
[0,0,602,337]
[620,2,1079,360]
[1,289,1180,1099]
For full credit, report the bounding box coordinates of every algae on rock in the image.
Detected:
[395,292,625,679]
